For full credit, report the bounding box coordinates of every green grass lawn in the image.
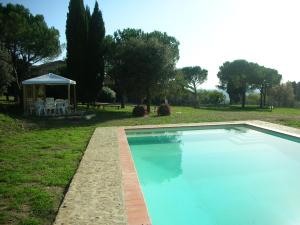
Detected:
[1,103,300,225]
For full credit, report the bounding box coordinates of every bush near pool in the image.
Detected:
[157,104,171,116]
[132,105,147,117]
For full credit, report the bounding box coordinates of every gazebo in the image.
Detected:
[22,73,76,114]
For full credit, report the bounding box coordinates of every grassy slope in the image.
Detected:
[0,113,93,225]
[0,104,300,224]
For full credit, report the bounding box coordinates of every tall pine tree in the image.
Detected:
[86,1,105,103]
[66,0,88,102]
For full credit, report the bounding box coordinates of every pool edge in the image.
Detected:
[124,120,300,139]
[118,128,152,225]
[119,120,300,225]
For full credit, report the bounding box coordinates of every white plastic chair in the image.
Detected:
[27,98,35,115]
[44,98,56,116]
[45,97,54,103]
[64,100,70,114]
[35,99,44,116]
[55,99,65,115]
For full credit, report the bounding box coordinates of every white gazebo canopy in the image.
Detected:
[22,73,76,85]
[22,73,77,113]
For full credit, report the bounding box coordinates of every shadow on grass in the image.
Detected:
[0,102,133,130]
[0,102,275,131]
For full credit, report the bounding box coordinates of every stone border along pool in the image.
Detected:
[54,120,300,225]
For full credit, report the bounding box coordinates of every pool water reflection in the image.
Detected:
[127,126,300,225]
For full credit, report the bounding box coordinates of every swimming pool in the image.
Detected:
[126,125,300,225]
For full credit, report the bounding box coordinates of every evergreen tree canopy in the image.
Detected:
[86,1,105,103]
[217,60,257,108]
[179,66,208,106]
[255,66,281,108]
[66,0,105,103]
[66,0,88,101]
[217,59,282,108]
[0,48,13,95]
[0,3,61,102]
[105,29,180,111]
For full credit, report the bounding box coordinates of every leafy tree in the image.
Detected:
[218,61,239,104]
[198,90,225,105]
[98,86,116,102]
[145,31,180,105]
[120,36,175,112]
[140,33,179,112]
[66,0,88,102]
[106,29,179,112]
[246,93,260,105]
[269,82,295,107]
[226,81,242,104]
[104,29,144,108]
[0,48,13,95]
[86,1,105,103]
[291,81,300,101]
[256,66,281,108]
[296,82,300,101]
[218,60,282,108]
[0,3,61,102]
[180,66,207,106]
[147,31,180,63]
[164,70,190,105]
[217,60,257,108]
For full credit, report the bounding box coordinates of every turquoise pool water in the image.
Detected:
[126,125,300,225]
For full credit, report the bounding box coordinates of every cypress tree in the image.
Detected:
[85,6,91,23]
[86,1,105,103]
[66,0,88,102]
[84,5,91,103]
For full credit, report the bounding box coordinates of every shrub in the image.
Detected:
[198,90,226,105]
[157,104,171,116]
[132,105,146,117]
[98,86,116,102]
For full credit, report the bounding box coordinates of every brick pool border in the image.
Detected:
[118,128,152,225]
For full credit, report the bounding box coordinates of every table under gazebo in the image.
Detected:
[22,73,76,116]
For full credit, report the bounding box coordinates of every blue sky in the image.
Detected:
[2,0,300,88]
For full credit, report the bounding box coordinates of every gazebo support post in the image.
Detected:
[23,85,26,113]
[73,85,76,111]
[68,84,70,105]
[33,84,36,101]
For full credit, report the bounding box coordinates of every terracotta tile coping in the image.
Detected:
[118,128,152,225]
[118,120,300,225]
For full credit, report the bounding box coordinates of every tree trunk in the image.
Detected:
[121,94,125,108]
[241,91,246,108]
[193,82,198,107]
[11,57,22,104]
[10,55,30,106]
[146,89,151,113]
[229,96,233,105]
[263,86,267,107]
[259,86,263,109]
